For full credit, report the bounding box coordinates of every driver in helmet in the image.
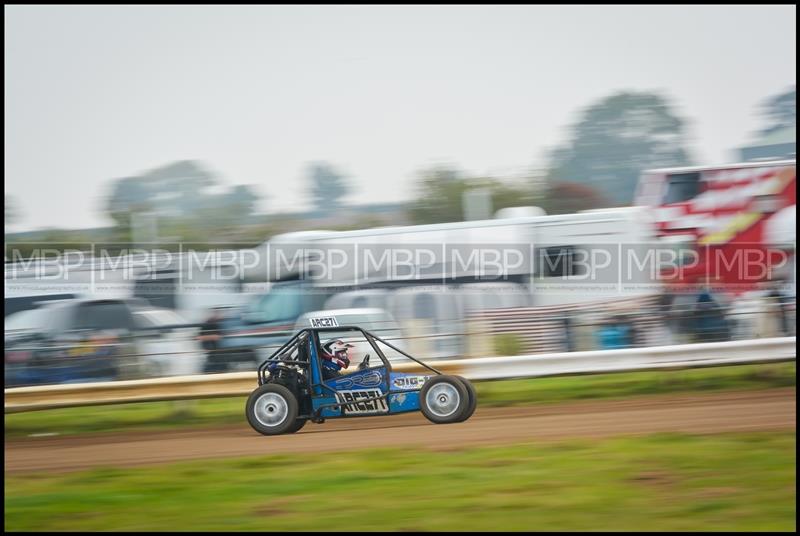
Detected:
[320,338,355,380]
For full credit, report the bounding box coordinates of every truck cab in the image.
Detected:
[214,280,332,367]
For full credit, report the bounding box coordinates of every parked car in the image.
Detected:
[323,289,393,311]
[4,298,203,387]
[4,293,79,318]
[206,281,331,371]
[323,282,533,359]
[295,308,402,337]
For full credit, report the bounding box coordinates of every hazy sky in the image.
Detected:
[4,5,796,232]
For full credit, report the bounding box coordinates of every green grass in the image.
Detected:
[4,362,795,439]
[477,361,796,407]
[4,432,795,531]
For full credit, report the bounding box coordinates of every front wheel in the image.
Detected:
[419,375,469,424]
[246,384,299,436]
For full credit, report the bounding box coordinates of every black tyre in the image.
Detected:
[454,376,477,422]
[419,375,470,424]
[285,418,308,434]
[246,383,299,436]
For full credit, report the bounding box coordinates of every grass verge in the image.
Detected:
[4,431,795,531]
[4,362,795,439]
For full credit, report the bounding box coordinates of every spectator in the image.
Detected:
[650,290,677,346]
[597,314,633,350]
[691,284,731,342]
[764,278,793,337]
[626,313,641,347]
[562,315,575,352]
[198,309,226,373]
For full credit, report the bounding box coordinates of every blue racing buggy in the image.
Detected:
[245,321,477,435]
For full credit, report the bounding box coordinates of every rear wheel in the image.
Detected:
[285,418,308,434]
[419,375,469,424]
[454,376,477,422]
[246,383,299,436]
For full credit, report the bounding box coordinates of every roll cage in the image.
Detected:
[256,325,441,387]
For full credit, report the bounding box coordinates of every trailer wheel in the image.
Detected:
[419,375,469,424]
[454,376,477,422]
[246,383,299,436]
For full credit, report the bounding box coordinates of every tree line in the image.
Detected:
[5,85,795,246]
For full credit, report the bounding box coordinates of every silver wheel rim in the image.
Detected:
[254,392,289,428]
[426,383,460,418]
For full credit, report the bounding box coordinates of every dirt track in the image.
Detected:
[5,388,796,474]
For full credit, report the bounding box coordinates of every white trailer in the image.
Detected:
[243,205,660,305]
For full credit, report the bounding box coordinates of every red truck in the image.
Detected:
[635,159,796,295]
